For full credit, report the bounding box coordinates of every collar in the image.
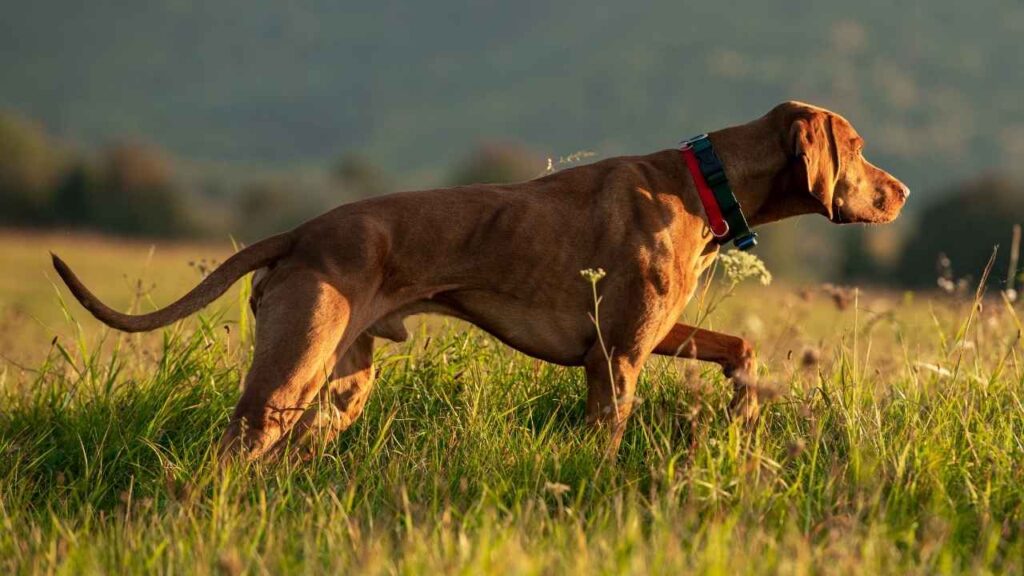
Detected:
[680,134,758,251]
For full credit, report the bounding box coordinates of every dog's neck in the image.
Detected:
[705,115,816,227]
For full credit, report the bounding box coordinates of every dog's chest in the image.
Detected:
[664,243,719,317]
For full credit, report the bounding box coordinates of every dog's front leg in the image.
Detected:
[583,346,646,456]
[652,323,760,424]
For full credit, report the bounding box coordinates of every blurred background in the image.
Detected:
[1,0,1022,289]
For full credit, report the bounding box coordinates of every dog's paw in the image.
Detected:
[728,370,765,423]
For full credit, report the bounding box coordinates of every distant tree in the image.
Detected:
[754,218,839,282]
[837,225,904,282]
[448,142,544,186]
[237,180,319,241]
[333,154,391,199]
[51,161,104,228]
[897,175,1024,288]
[0,111,62,224]
[104,141,173,193]
[92,142,196,237]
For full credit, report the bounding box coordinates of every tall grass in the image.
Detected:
[1,266,1022,573]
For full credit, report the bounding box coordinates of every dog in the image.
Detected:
[53,101,909,460]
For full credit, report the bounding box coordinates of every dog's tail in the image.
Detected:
[51,233,294,333]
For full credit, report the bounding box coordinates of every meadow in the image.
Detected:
[0,232,1021,574]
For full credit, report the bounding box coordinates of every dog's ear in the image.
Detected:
[789,112,840,219]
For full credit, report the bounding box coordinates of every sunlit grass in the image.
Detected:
[0,233,1022,574]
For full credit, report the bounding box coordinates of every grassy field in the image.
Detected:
[0,231,241,367]
[1,231,1022,574]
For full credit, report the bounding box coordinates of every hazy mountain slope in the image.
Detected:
[1,0,1022,192]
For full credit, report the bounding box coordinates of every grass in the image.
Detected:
[0,230,239,366]
[1,232,1023,574]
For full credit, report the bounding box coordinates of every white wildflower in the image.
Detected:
[718,250,772,286]
[580,268,607,283]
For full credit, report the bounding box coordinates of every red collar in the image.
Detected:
[680,145,730,238]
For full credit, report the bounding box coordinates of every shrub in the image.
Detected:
[897,175,1023,288]
[0,111,63,224]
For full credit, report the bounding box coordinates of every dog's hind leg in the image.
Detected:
[265,332,376,461]
[219,268,359,461]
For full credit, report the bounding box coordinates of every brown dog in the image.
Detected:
[53,101,908,460]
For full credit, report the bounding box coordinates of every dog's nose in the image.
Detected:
[898,184,910,200]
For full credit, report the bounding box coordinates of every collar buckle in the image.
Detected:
[733,232,759,251]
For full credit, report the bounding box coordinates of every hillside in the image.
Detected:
[1,1,1023,193]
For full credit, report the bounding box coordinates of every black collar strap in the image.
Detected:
[681,134,758,251]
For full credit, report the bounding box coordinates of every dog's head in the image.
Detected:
[778,102,909,224]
